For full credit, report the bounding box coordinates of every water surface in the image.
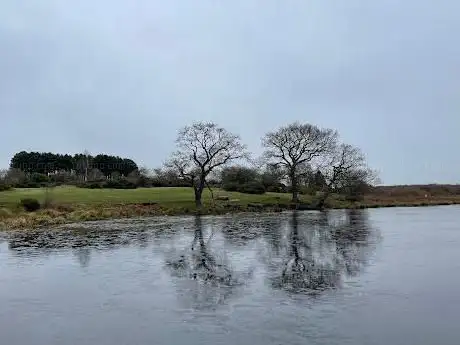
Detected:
[1,207,459,345]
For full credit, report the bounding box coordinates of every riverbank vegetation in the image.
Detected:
[1,185,459,230]
[1,120,459,230]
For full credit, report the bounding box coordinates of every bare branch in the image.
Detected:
[167,122,248,207]
[313,143,378,207]
[262,122,338,202]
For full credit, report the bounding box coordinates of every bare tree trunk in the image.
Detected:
[205,180,215,207]
[290,170,299,203]
[194,178,206,208]
[316,187,331,210]
[194,187,203,208]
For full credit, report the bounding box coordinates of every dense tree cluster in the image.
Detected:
[0,152,141,189]
[10,151,138,178]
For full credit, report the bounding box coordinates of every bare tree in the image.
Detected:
[262,122,337,202]
[168,122,247,207]
[315,143,377,208]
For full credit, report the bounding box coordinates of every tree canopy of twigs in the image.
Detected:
[262,122,338,202]
[314,143,378,207]
[167,122,247,207]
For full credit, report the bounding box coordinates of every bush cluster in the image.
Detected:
[0,183,13,192]
[77,179,138,189]
[222,181,266,195]
[20,198,41,212]
[150,179,191,188]
[265,184,287,193]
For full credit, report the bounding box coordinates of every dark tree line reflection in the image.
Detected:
[166,216,234,284]
[267,210,379,295]
[270,211,341,292]
[164,216,255,309]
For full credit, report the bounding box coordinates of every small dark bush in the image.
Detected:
[0,184,13,192]
[77,182,105,189]
[20,198,41,212]
[150,178,192,187]
[103,179,137,189]
[150,180,163,187]
[13,181,44,188]
[222,180,266,194]
[266,184,287,193]
[137,176,152,187]
[238,182,266,195]
[221,182,239,192]
[30,173,50,183]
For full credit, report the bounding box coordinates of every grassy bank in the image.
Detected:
[1,186,460,230]
[0,186,294,230]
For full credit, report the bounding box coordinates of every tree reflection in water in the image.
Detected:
[189,216,233,283]
[268,210,379,295]
[333,209,374,277]
[165,215,253,309]
[74,247,91,268]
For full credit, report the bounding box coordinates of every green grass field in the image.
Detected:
[0,186,305,229]
[0,186,297,208]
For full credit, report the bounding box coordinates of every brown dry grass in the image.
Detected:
[363,184,460,206]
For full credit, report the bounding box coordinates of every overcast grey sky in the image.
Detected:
[1,0,459,184]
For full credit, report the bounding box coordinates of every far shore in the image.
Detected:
[1,186,460,230]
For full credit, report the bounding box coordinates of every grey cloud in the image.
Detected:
[1,0,459,184]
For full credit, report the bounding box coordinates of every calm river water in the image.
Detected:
[1,207,459,345]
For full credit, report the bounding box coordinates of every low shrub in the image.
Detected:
[238,181,266,195]
[76,182,96,189]
[103,179,137,189]
[222,181,266,194]
[20,198,41,212]
[0,183,13,192]
[13,181,46,188]
[77,179,138,189]
[136,176,152,187]
[221,182,239,192]
[266,184,287,193]
[150,179,191,187]
[30,173,49,183]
